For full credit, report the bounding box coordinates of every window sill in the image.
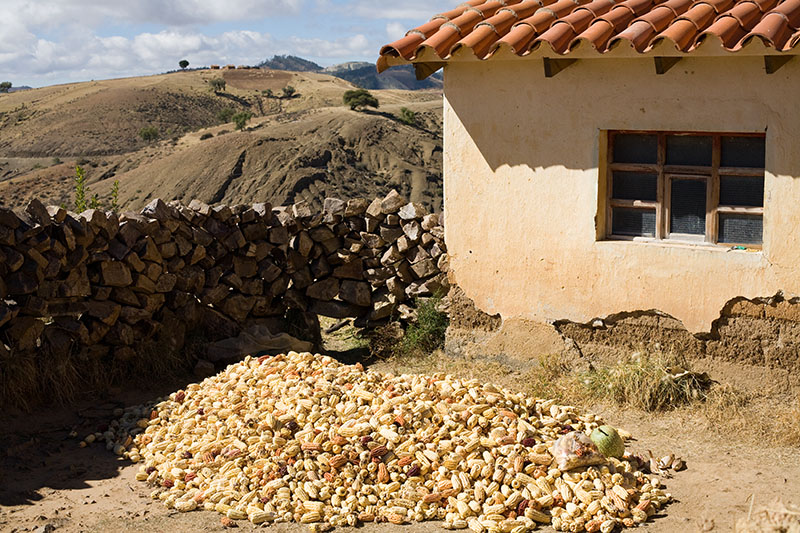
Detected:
[597,236,762,254]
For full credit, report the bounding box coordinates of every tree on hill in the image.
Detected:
[232,111,253,131]
[281,85,296,99]
[179,59,189,70]
[209,78,226,92]
[343,89,379,111]
[0,81,11,93]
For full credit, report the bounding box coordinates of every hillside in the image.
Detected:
[0,68,444,212]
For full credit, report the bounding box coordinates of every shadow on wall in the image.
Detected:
[443,56,797,176]
[553,291,800,375]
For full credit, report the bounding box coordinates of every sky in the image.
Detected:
[0,0,457,88]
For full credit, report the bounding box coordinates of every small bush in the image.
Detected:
[139,125,159,142]
[51,157,62,165]
[399,107,416,126]
[209,77,226,92]
[200,132,213,140]
[217,129,230,136]
[110,180,120,212]
[74,165,87,213]
[281,85,296,98]
[263,89,273,98]
[232,111,253,131]
[399,296,449,357]
[216,108,235,123]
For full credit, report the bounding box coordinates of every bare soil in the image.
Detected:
[2,322,798,533]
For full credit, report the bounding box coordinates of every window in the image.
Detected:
[606,131,765,247]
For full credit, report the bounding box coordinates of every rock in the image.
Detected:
[380,190,407,214]
[332,258,364,280]
[220,294,255,322]
[411,259,438,279]
[309,226,336,243]
[100,261,132,287]
[379,225,405,243]
[380,245,403,267]
[188,199,212,216]
[291,231,314,257]
[104,322,136,346]
[269,226,289,245]
[292,201,313,219]
[345,198,369,216]
[339,280,372,307]
[366,197,384,218]
[233,256,258,278]
[402,220,422,241]
[306,278,339,301]
[85,300,122,326]
[437,253,450,272]
[25,199,51,226]
[406,245,430,264]
[369,289,396,320]
[211,204,233,222]
[365,215,380,233]
[360,232,384,249]
[398,202,426,220]
[421,213,440,230]
[387,276,407,298]
[324,197,346,216]
[142,198,177,220]
[6,271,38,295]
[0,207,21,228]
[46,205,67,223]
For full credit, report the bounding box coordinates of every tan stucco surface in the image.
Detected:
[442,55,800,333]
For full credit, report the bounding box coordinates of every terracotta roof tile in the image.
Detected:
[377,0,800,71]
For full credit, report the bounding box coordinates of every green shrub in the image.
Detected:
[0,81,11,93]
[209,78,226,92]
[110,180,120,212]
[139,125,159,142]
[343,89,379,111]
[200,132,213,140]
[399,107,416,125]
[232,111,253,131]
[74,165,87,213]
[399,295,449,357]
[281,85,296,98]
[216,108,235,123]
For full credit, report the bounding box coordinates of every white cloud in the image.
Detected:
[386,22,407,41]
[344,1,456,20]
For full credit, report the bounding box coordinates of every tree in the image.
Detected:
[0,81,11,93]
[139,125,159,142]
[209,77,226,92]
[179,59,189,70]
[343,89,379,111]
[232,111,253,131]
[281,85,296,98]
[217,108,235,123]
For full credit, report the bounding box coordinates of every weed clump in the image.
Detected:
[580,351,713,411]
[399,296,449,357]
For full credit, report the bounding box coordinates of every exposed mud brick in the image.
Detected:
[100,261,132,287]
[309,299,366,319]
[765,300,800,322]
[85,300,122,326]
[379,225,404,243]
[7,316,44,350]
[333,258,364,280]
[716,316,780,341]
[380,190,406,214]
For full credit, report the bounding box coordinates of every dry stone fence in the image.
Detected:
[0,190,448,406]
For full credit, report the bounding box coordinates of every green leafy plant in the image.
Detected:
[74,165,88,213]
[89,194,100,210]
[232,111,253,131]
[110,180,120,212]
[281,85,296,98]
[399,107,416,126]
[216,108,235,123]
[139,125,159,142]
[343,89,379,111]
[179,59,189,70]
[398,295,449,357]
[209,77,226,92]
[0,81,11,93]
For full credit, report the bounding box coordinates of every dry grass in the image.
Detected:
[735,501,800,532]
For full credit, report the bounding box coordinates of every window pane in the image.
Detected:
[721,136,765,168]
[666,135,712,166]
[719,176,764,207]
[612,208,656,237]
[613,134,658,164]
[612,171,658,201]
[670,179,706,235]
[718,214,762,245]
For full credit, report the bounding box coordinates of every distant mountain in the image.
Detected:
[330,64,442,91]
[7,86,32,93]
[258,55,442,91]
[258,55,323,72]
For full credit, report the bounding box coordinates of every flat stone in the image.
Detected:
[345,198,369,217]
[421,213,440,230]
[101,261,132,287]
[380,190,407,214]
[379,225,405,243]
[292,201,313,219]
[411,259,438,279]
[324,197,347,216]
[339,280,372,307]
[366,197,384,218]
[398,202,426,220]
[332,258,364,280]
[306,278,340,301]
[291,231,314,256]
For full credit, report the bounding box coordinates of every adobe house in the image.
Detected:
[378,0,800,334]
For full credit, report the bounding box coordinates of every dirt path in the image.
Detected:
[2,373,798,533]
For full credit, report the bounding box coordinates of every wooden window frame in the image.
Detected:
[606,131,765,248]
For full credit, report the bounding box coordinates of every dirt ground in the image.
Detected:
[2,320,799,533]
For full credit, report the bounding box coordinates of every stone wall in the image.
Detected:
[0,190,448,406]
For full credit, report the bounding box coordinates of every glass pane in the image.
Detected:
[720,176,764,207]
[721,136,765,168]
[718,214,762,245]
[612,171,657,201]
[613,134,658,164]
[612,208,656,237]
[670,179,706,235]
[666,135,712,166]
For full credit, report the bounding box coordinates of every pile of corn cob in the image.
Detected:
[115,352,671,532]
